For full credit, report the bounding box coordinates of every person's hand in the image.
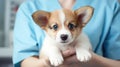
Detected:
[59,49,95,67]
[58,49,81,67]
[21,49,93,67]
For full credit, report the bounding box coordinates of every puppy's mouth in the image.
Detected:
[60,41,68,43]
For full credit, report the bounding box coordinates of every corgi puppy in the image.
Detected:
[32,6,94,66]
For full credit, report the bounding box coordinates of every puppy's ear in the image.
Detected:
[75,6,94,27]
[32,10,50,30]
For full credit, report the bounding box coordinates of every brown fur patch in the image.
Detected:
[46,10,63,39]
[45,9,83,39]
[63,9,82,39]
[32,6,93,40]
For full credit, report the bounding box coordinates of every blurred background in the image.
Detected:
[0,0,24,67]
[0,0,120,67]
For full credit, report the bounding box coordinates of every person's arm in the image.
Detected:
[13,1,45,67]
[21,56,50,67]
[88,52,120,67]
[21,49,76,67]
[21,50,120,67]
[58,51,120,67]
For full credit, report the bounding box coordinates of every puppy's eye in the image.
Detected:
[68,23,75,30]
[53,24,58,31]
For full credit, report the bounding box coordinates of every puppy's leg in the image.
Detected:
[39,52,51,67]
[75,32,92,62]
[40,44,64,66]
[48,46,64,66]
[76,46,92,62]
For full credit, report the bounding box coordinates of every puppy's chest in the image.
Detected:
[58,43,76,51]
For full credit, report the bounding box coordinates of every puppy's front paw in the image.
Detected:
[49,53,64,66]
[76,49,91,62]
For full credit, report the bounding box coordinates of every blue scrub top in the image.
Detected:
[13,0,120,67]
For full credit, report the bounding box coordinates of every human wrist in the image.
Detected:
[84,52,117,67]
[21,56,39,67]
[77,52,106,67]
[21,56,50,67]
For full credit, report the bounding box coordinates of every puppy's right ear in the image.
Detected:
[32,10,50,30]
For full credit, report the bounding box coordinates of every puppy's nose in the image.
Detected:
[61,34,68,41]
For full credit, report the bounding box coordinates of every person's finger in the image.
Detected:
[62,49,76,58]
[64,54,79,64]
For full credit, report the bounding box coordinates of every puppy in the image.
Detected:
[32,6,94,67]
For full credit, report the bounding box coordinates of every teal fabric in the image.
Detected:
[13,0,120,67]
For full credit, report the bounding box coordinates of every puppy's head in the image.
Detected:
[32,6,94,45]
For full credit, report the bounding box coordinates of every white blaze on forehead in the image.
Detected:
[56,10,73,44]
[58,10,71,37]
[58,10,67,34]
[59,10,65,26]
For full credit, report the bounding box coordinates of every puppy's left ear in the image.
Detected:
[75,6,94,27]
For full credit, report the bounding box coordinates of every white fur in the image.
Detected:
[75,32,92,62]
[40,34,64,66]
[59,10,65,24]
[40,32,92,66]
[40,10,92,66]
[56,10,73,45]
